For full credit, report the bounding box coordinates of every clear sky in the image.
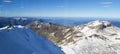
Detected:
[0,0,120,18]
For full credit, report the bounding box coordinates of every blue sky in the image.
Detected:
[0,0,120,18]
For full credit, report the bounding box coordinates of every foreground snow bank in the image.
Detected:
[0,26,64,54]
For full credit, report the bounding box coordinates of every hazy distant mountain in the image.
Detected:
[0,17,37,28]
[0,25,64,54]
[38,18,120,27]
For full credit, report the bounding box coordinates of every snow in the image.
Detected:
[89,20,103,26]
[0,26,8,30]
[61,46,76,54]
[61,37,120,54]
[14,18,21,20]
[81,26,97,36]
[0,27,64,54]
[22,18,28,20]
[0,25,24,30]
[60,20,120,54]
[14,25,24,28]
[103,21,111,26]
[14,18,28,20]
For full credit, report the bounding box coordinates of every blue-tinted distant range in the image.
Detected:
[0,0,120,18]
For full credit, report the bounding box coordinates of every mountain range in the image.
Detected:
[28,20,120,54]
[1,17,120,54]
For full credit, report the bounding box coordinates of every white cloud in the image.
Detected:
[100,2,112,4]
[100,2,112,8]
[3,0,12,3]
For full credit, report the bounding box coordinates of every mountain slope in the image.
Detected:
[60,20,120,54]
[28,20,120,54]
[27,21,69,45]
[0,26,64,54]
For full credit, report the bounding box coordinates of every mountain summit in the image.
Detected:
[60,20,120,54]
[83,20,111,30]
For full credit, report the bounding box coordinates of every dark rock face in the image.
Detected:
[27,21,72,45]
[88,34,108,40]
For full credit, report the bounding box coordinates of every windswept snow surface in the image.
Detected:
[60,20,120,54]
[0,26,64,54]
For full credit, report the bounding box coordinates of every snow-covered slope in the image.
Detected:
[0,26,64,54]
[60,20,120,54]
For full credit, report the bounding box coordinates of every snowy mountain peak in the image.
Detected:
[14,25,24,28]
[75,20,112,33]
[0,25,24,30]
[60,20,120,54]
[86,20,111,29]
[88,20,103,25]
[73,20,113,37]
